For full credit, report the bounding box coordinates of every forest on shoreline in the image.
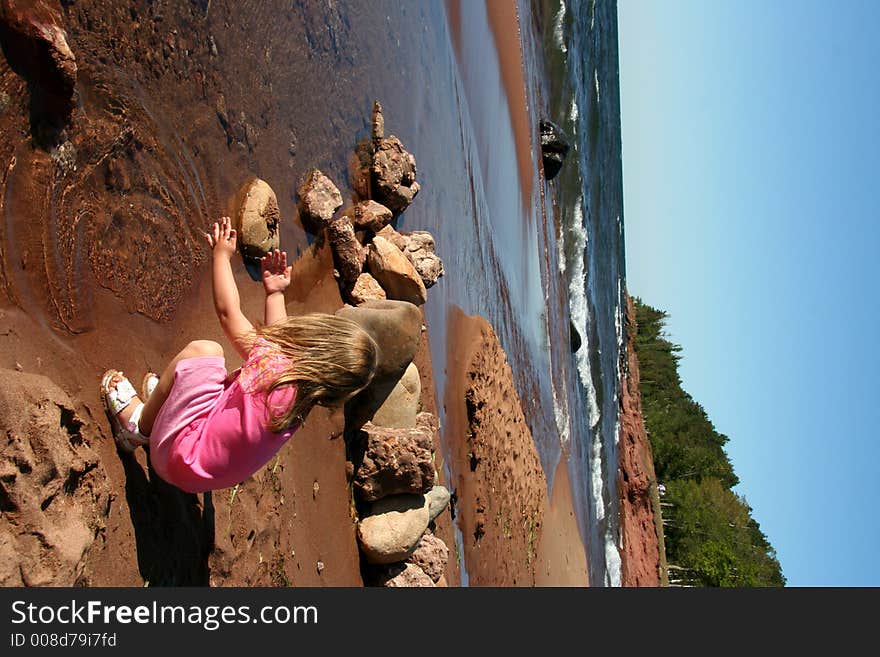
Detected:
[632,299,785,587]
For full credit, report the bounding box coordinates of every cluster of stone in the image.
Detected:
[296,102,444,307]
[335,299,451,587]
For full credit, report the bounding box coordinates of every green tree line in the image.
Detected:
[632,298,785,586]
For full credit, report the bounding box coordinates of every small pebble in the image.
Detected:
[316,561,324,574]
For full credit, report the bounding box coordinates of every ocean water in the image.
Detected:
[534,0,627,586]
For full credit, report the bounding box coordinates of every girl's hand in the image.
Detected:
[261,249,292,295]
[206,216,237,259]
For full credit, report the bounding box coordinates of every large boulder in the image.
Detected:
[540,119,570,181]
[0,370,110,586]
[341,200,393,233]
[336,299,422,384]
[357,493,430,564]
[0,0,77,137]
[406,531,448,583]
[351,411,436,503]
[234,178,280,261]
[297,169,342,233]
[346,272,386,306]
[367,236,427,306]
[326,216,365,284]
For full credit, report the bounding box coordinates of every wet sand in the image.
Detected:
[444,305,588,586]
[0,0,597,586]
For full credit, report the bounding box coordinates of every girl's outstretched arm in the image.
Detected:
[261,249,292,325]
[206,216,254,359]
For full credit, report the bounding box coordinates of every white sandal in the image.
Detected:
[101,369,150,453]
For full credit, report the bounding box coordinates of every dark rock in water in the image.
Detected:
[569,318,582,352]
[326,216,365,285]
[297,169,343,234]
[372,135,420,215]
[0,0,77,142]
[540,119,570,181]
[336,299,421,384]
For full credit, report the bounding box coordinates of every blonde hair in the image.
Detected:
[253,313,379,432]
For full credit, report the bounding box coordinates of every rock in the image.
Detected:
[401,230,444,288]
[370,362,421,428]
[0,369,110,586]
[297,169,342,233]
[336,299,422,384]
[371,100,385,147]
[342,200,393,233]
[326,216,365,284]
[357,493,430,564]
[348,138,372,200]
[0,0,77,138]
[346,272,386,306]
[376,562,434,587]
[233,178,280,261]
[375,224,408,251]
[372,135,420,215]
[426,485,451,522]
[346,360,421,429]
[367,236,427,306]
[351,411,436,502]
[407,532,449,582]
[540,119,570,180]
[436,574,448,587]
[569,318,582,352]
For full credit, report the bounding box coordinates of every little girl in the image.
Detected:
[100,216,379,493]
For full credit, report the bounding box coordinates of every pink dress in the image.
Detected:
[149,338,300,493]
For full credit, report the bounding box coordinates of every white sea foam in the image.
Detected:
[605,521,623,586]
[590,427,605,525]
[553,1,567,54]
[552,383,571,450]
[568,96,579,127]
[594,69,600,102]
[590,0,596,31]
[567,202,600,429]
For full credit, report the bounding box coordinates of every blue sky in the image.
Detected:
[618,0,880,586]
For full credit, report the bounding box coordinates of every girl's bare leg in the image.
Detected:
[137,340,225,436]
